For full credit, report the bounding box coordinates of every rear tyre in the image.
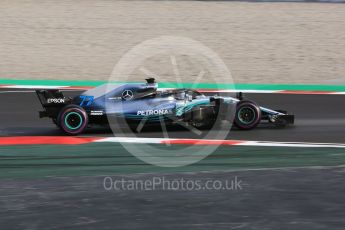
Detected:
[57,105,88,135]
[234,100,261,130]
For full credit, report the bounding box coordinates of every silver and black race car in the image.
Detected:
[36,78,294,135]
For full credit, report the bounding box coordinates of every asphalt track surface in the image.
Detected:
[1,167,344,230]
[1,89,345,229]
[1,88,345,143]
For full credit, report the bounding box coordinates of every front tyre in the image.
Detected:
[234,100,261,130]
[57,105,88,135]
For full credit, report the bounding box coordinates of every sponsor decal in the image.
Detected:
[91,110,104,116]
[122,90,134,100]
[137,109,173,116]
[47,98,65,103]
[108,97,122,100]
[79,95,94,107]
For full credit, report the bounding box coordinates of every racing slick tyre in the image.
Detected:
[57,105,88,135]
[234,100,261,130]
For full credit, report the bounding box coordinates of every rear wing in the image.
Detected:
[36,90,71,118]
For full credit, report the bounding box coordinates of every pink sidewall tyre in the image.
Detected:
[57,105,88,135]
[234,100,261,130]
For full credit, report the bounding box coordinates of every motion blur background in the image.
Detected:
[0,0,344,84]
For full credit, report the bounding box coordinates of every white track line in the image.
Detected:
[237,141,345,148]
[94,137,345,148]
[95,137,163,144]
[1,85,67,89]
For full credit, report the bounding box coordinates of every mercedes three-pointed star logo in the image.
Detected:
[122,90,134,100]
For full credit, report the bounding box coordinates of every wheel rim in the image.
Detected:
[64,112,83,130]
[238,107,256,125]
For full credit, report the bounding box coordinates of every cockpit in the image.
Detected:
[158,89,204,100]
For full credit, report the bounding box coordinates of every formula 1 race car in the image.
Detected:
[36,78,294,135]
